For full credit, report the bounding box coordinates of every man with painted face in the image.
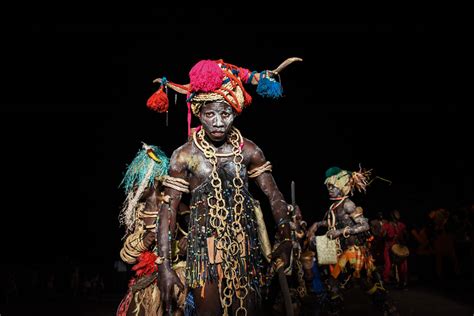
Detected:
[306,167,399,316]
[147,58,302,315]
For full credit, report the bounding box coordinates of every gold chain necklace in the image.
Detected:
[193,127,243,157]
[194,127,249,316]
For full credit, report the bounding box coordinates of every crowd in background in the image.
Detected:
[1,204,473,306]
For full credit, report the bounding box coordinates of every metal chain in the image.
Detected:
[295,256,307,298]
[195,127,248,316]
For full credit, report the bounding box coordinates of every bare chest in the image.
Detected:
[187,151,249,187]
[334,207,352,225]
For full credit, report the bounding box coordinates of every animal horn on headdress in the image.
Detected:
[152,78,191,95]
[147,57,303,112]
[271,57,303,75]
[255,57,303,99]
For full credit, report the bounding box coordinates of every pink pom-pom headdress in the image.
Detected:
[189,60,224,92]
[148,57,302,135]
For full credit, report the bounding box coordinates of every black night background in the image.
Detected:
[0,14,472,316]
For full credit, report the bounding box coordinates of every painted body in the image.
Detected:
[156,102,293,315]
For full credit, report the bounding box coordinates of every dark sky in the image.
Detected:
[0,19,470,265]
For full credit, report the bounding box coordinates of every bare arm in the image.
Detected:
[248,144,293,268]
[327,200,369,239]
[119,186,160,264]
[306,219,329,238]
[156,147,187,311]
[140,185,162,249]
[249,144,291,241]
[156,147,189,261]
[344,200,370,235]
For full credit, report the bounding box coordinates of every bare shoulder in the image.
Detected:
[343,199,357,213]
[242,137,258,152]
[171,141,193,162]
[243,137,265,161]
[168,141,194,175]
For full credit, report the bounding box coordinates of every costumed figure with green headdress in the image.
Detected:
[116,143,190,316]
[306,166,399,316]
[147,57,302,315]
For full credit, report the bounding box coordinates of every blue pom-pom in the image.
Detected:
[256,72,283,99]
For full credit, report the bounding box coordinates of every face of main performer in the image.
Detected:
[199,101,235,142]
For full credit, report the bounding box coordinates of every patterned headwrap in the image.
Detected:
[146,57,302,135]
[324,166,371,196]
[188,60,253,116]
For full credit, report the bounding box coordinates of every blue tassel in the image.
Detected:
[119,143,170,194]
[184,292,196,316]
[256,71,283,99]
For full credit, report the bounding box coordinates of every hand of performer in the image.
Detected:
[270,240,293,270]
[306,222,320,238]
[142,231,156,248]
[157,262,184,314]
[327,229,341,239]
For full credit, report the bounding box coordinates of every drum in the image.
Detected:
[390,243,409,264]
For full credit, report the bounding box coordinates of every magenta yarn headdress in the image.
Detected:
[147,57,302,135]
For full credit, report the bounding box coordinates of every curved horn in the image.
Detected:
[153,78,191,95]
[272,57,303,75]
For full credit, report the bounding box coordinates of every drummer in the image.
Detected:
[381,209,409,288]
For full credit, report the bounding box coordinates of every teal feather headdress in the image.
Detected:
[120,143,170,194]
[119,142,170,232]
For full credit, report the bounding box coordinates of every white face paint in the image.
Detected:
[199,102,235,142]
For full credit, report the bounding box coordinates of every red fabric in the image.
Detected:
[243,90,252,106]
[128,277,136,288]
[382,221,408,282]
[238,67,250,82]
[116,290,133,316]
[383,245,408,282]
[132,251,158,277]
[382,222,406,243]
